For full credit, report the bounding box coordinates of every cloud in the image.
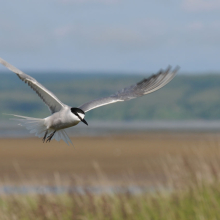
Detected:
[52,20,167,51]
[57,0,119,4]
[186,20,220,31]
[182,0,220,12]
[54,25,73,37]
[181,20,220,49]
[187,21,204,30]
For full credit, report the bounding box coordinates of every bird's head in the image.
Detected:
[71,108,88,126]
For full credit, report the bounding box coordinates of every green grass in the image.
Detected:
[0,182,220,220]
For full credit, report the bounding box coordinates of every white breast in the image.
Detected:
[45,108,84,130]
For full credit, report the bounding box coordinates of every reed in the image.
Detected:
[0,182,220,220]
[0,133,220,219]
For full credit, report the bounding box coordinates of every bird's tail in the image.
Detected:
[8,114,73,145]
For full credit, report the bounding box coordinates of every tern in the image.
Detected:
[0,57,179,145]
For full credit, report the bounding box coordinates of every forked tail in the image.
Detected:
[8,114,73,145]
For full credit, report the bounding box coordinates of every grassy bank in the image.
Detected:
[0,182,220,220]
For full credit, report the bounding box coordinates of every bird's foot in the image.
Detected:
[42,130,48,143]
[46,130,56,143]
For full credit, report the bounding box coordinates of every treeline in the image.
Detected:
[1,72,220,120]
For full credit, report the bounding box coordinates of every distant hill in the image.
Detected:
[1,72,220,121]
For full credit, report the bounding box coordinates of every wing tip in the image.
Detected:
[162,65,180,75]
[173,65,180,73]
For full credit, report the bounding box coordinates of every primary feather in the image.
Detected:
[0,57,65,113]
[79,66,179,112]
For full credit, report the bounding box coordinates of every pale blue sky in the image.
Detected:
[0,0,220,73]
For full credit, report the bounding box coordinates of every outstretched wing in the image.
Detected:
[79,66,179,112]
[0,57,66,113]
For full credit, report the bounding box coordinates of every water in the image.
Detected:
[1,120,220,138]
[0,185,160,195]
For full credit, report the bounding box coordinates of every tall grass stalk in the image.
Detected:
[0,182,220,220]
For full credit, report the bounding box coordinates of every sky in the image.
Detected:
[0,0,220,73]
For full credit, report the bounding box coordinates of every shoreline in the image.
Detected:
[0,133,220,187]
[1,120,220,138]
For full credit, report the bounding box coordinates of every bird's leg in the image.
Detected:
[42,130,48,143]
[46,130,56,143]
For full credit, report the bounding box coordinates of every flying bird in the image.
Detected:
[0,57,179,145]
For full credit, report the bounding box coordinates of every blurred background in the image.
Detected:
[1,0,220,134]
[1,1,220,219]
